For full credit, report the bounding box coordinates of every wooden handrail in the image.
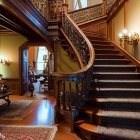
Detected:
[54,13,95,127]
[60,28,84,69]
[53,13,95,77]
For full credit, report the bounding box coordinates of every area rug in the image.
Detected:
[0,125,57,140]
[0,99,41,120]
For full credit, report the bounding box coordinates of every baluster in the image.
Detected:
[62,80,66,110]
[57,80,61,111]
[69,81,72,111]
[75,80,79,110]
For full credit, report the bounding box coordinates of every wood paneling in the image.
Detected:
[79,17,107,36]
[2,78,19,95]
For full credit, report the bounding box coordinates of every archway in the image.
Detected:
[19,41,53,96]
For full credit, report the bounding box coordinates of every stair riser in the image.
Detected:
[94,74,140,80]
[93,82,140,88]
[93,102,140,111]
[94,45,115,49]
[99,117,140,130]
[88,91,140,98]
[95,50,119,54]
[91,41,111,45]
[87,36,106,40]
[95,55,125,59]
[93,67,136,72]
[94,60,130,65]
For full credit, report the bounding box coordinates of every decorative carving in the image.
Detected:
[69,4,104,24]
[31,0,63,21]
[106,0,116,13]
[62,15,90,65]
[30,0,48,19]
[47,0,63,20]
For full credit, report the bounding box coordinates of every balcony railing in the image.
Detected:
[69,4,105,24]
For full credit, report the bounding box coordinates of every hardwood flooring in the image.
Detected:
[0,93,80,140]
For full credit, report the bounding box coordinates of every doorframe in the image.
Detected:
[19,41,53,95]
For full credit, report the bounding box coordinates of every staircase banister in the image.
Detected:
[68,3,102,14]
[53,13,95,77]
[68,3,104,24]
[60,28,84,69]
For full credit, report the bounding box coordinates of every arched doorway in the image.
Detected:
[19,41,53,96]
[28,46,49,94]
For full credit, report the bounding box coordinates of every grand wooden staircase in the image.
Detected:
[73,31,140,140]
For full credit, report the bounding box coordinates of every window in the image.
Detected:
[36,46,48,73]
[74,0,87,10]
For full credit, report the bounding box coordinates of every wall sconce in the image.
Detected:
[119,29,139,46]
[0,59,10,66]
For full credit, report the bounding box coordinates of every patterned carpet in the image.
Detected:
[0,125,57,140]
[0,99,41,120]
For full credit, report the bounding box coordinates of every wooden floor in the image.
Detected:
[0,93,80,140]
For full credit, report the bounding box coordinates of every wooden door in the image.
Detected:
[21,48,29,95]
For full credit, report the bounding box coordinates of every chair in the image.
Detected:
[39,75,48,92]
[28,74,37,96]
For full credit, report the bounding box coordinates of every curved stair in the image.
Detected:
[74,32,140,140]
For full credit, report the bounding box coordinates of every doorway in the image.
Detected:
[19,42,53,96]
[28,46,49,94]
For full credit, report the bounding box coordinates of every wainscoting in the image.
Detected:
[2,78,19,95]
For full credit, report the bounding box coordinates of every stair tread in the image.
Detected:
[94,65,135,67]
[93,44,114,46]
[96,110,140,119]
[96,54,124,55]
[96,98,140,103]
[95,59,129,61]
[97,88,140,91]
[94,72,140,74]
[78,123,140,139]
[95,79,140,82]
[90,40,110,42]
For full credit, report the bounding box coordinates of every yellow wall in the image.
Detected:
[0,34,27,78]
[108,0,140,61]
[56,42,80,72]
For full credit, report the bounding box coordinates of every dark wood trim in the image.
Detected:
[2,78,19,95]
[107,0,128,22]
[0,0,49,41]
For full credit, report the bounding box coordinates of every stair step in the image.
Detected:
[95,49,120,54]
[95,54,125,59]
[97,110,140,119]
[96,125,140,140]
[93,98,140,111]
[86,35,106,40]
[78,123,140,140]
[93,79,140,88]
[96,88,140,92]
[94,59,130,65]
[89,88,140,98]
[96,98,140,103]
[91,40,111,45]
[96,111,140,129]
[93,65,136,72]
[93,72,140,79]
[94,45,115,49]
[93,44,115,47]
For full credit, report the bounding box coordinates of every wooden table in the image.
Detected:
[0,91,12,106]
